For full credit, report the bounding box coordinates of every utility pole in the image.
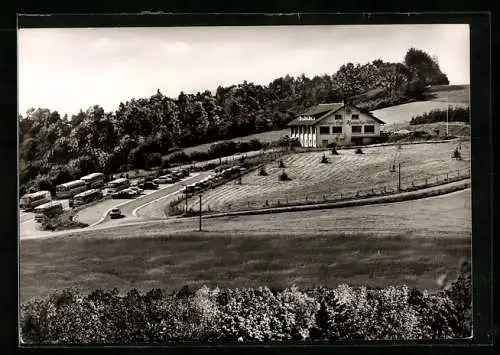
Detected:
[446,104,449,137]
[398,163,402,192]
[199,195,202,231]
[185,185,188,212]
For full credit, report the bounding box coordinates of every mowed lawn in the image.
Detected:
[187,141,470,212]
[20,189,471,304]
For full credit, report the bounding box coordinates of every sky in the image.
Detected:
[18,24,470,117]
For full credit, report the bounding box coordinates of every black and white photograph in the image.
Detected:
[18,21,473,344]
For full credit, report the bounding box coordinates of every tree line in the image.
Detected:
[19,47,449,196]
[410,107,470,125]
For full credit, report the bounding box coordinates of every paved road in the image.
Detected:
[74,171,213,227]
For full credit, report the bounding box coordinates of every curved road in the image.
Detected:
[75,171,213,227]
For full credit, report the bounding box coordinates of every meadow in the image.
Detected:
[185,141,470,212]
[20,189,471,304]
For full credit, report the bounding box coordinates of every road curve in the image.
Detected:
[78,171,213,228]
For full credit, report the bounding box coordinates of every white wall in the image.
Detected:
[316,105,381,146]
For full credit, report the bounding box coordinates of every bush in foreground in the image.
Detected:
[21,267,471,344]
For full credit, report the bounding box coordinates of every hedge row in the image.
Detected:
[21,266,471,344]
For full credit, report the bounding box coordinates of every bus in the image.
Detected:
[19,191,52,211]
[73,189,103,207]
[56,180,88,199]
[34,201,64,222]
[80,172,105,189]
[107,178,130,193]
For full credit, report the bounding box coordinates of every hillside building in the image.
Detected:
[287,102,385,147]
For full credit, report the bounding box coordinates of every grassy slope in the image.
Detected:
[20,189,471,303]
[186,141,470,212]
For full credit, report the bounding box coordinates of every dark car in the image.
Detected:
[139,181,159,190]
[111,190,134,199]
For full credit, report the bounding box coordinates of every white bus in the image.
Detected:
[56,180,87,199]
[19,191,52,211]
[80,172,105,189]
[73,189,103,207]
[34,201,64,222]
[107,178,130,193]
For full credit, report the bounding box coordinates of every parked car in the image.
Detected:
[111,190,133,199]
[139,181,159,190]
[128,186,143,195]
[156,176,174,184]
[109,208,122,219]
[123,188,140,197]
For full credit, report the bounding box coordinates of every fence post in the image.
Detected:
[425,178,428,185]
[446,173,449,181]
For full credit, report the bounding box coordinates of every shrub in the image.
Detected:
[238,141,251,153]
[321,154,328,163]
[355,148,363,154]
[452,148,462,160]
[35,175,55,196]
[331,148,339,155]
[278,160,285,168]
[168,151,190,165]
[190,151,209,162]
[258,166,268,176]
[161,157,170,169]
[248,139,263,151]
[279,170,290,181]
[145,153,162,169]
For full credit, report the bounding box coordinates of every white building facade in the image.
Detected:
[288,103,385,147]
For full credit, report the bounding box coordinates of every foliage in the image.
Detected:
[279,170,290,181]
[355,148,364,154]
[20,281,471,344]
[321,154,328,163]
[331,148,339,155]
[258,166,268,176]
[453,148,462,160]
[410,107,470,125]
[40,209,89,231]
[145,153,162,169]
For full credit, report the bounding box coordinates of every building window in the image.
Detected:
[352,125,362,133]
[352,114,359,120]
[319,126,330,134]
[335,114,342,120]
[364,125,375,133]
[331,126,342,133]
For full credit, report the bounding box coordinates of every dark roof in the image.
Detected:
[301,103,344,117]
[287,103,385,126]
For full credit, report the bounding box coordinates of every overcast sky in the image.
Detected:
[18,24,469,117]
